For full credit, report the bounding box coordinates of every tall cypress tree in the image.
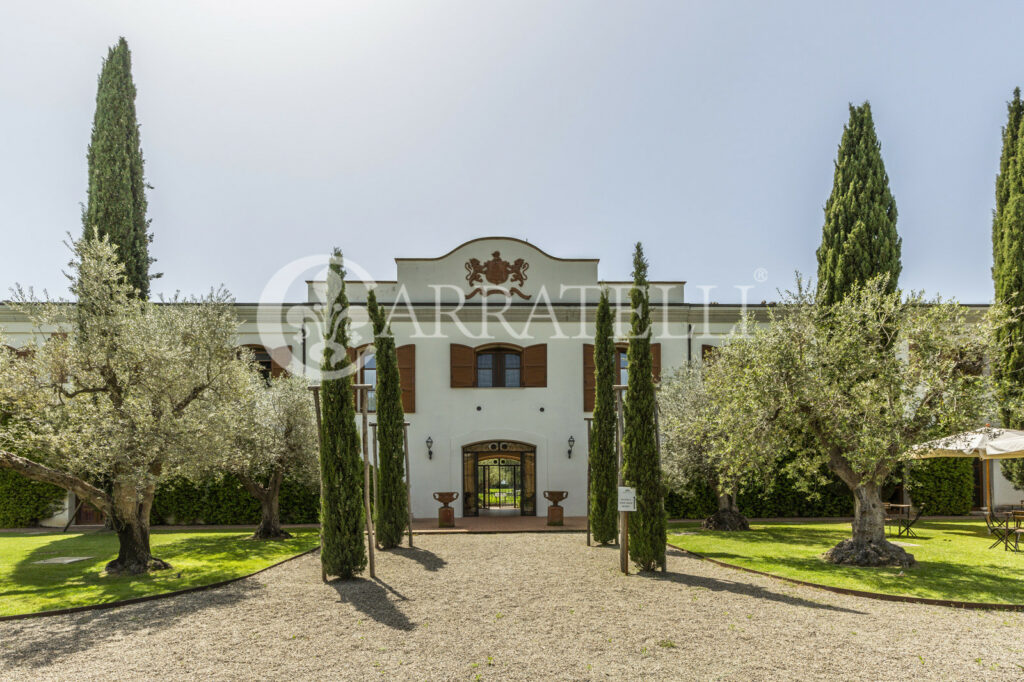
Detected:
[319,249,366,579]
[622,243,665,571]
[816,102,900,305]
[83,37,155,299]
[589,288,618,544]
[993,88,1024,278]
[993,92,1024,486]
[367,289,408,549]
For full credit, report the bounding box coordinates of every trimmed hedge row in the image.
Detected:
[665,469,854,520]
[904,458,975,516]
[0,469,66,528]
[667,460,977,520]
[152,474,320,526]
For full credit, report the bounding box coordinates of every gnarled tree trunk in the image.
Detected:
[823,480,915,568]
[239,470,291,540]
[105,479,171,575]
[702,486,749,531]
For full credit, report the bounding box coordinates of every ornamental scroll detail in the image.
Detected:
[464,251,531,300]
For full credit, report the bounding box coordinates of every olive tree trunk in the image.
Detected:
[0,450,171,575]
[106,479,171,574]
[239,470,291,540]
[702,483,749,531]
[824,471,915,567]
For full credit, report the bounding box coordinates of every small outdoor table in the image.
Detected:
[885,504,910,536]
[1000,511,1024,552]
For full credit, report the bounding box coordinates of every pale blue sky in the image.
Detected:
[1,1,1021,303]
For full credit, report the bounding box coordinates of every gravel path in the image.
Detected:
[1,533,1022,680]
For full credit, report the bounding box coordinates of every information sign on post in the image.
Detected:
[618,486,636,512]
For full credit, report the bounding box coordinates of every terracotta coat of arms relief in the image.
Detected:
[464,251,531,300]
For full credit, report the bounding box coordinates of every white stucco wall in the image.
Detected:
[3,236,1014,526]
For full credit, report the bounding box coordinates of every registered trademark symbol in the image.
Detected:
[753,268,768,283]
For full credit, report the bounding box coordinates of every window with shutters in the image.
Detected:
[348,343,415,412]
[242,344,290,380]
[476,347,522,388]
[360,353,377,411]
[451,343,546,389]
[583,342,660,411]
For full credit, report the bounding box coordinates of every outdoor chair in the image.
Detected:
[985,513,1011,550]
[897,504,925,538]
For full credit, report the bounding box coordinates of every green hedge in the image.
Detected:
[905,458,974,515]
[0,469,66,528]
[666,467,858,520]
[736,469,855,518]
[665,478,718,519]
[152,474,319,526]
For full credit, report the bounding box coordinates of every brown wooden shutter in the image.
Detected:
[650,343,661,383]
[269,346,292,378]
[523,344,547,387]
[346,346,358,364]
[583,343,595,411]
[397,344,416,413]
[450,344,475,387]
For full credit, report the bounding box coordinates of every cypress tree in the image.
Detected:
[83,37,155,299]
[994,88,1024,278]
[816,102,900,305]
[319,249,366,579]
[367,289,408,549]
[993,92,1024,485]
[622,243,665,571]
[589,288,618,544]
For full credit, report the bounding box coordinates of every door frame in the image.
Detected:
[462,440,536,517]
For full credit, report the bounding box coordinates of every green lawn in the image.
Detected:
[0,528,319,617]
[668,520,1024,605]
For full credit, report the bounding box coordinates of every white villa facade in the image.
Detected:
[1,236,1018,526]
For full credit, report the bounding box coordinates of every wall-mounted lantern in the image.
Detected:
[426,436,434,460]
[567,435,575,458]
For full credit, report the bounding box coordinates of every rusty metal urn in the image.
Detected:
[544,490,568,526]
[433,491,459,528]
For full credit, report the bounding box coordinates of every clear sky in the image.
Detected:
[1,1,1021,303]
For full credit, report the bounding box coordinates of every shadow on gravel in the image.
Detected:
[647,568,866,615]
[388,546,446,572]
[593,544,862,612]
[0,580,260,669]
[331,578,414,631]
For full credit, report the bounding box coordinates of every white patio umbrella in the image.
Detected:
[907,428,1024,511]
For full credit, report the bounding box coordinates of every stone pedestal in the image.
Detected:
[433,492,459,528]
[544,490,568,527]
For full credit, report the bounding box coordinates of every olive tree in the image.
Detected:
[709,277,993,567]
[0,237,249,574]
[215,373,318,540]
[659,364,749,531]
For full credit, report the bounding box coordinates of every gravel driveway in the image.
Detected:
[1,533,1021,680]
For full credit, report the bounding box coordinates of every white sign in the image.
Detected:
[617,486,636,512]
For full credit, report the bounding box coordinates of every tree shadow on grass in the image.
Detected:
[0,577,261,670]
[330,578,414,631]
[763,554,1024,605]
[6,530,316,614]
[387,545,446,572]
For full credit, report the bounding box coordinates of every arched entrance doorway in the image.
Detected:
[462,440,536,517]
